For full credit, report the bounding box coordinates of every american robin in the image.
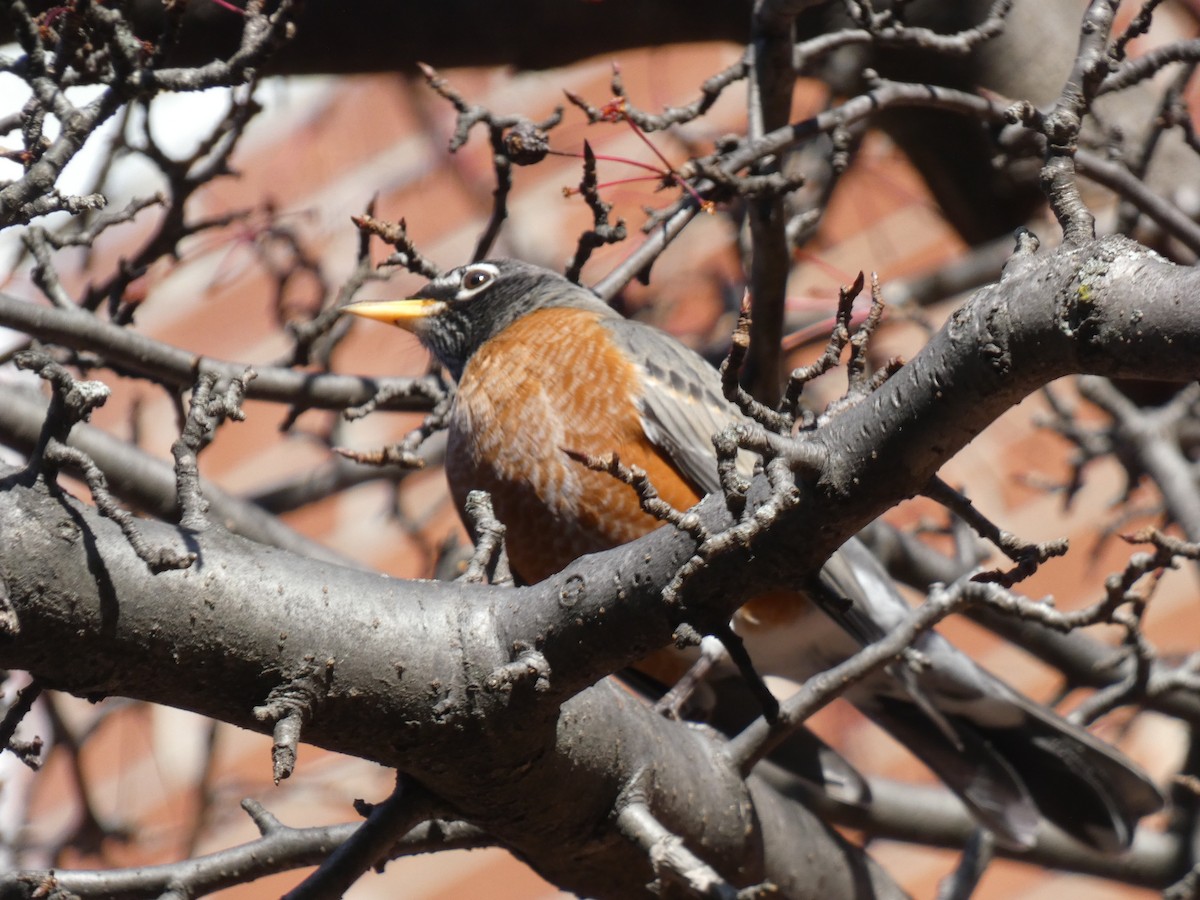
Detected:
[345,258,1162,850]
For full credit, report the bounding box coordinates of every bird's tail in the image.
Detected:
[858,688,1162,850]
[817,540,1163,850]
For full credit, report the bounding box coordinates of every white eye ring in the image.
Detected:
[458,264,498,297]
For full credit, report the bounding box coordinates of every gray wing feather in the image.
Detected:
[600,318,754,495]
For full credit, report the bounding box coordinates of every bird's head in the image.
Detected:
[343,259,610,379]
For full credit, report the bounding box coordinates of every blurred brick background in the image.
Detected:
[2,11,1196,897]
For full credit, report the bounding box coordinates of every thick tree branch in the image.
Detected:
[2,233,1198,892]
[0,471,902,898]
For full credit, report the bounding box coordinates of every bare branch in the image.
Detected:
[0,293,443,412]
[283,776,435,900]
[416,63,562,262]
[0,802,491,899]
[172,369,255,530]
[0,680,42,768]
[460,489,513,586]
[564,141,628,283]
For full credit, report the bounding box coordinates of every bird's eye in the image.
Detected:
[461,268,494,292]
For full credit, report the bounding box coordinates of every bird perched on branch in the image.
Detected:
[345,258,1161,851]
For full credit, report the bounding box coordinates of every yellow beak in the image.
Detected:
[342,298,446,330]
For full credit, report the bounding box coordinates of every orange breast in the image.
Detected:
[447,307,703,584]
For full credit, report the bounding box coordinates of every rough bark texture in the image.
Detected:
[2,236,1197,895]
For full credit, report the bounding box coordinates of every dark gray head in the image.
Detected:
[344,259,612,379]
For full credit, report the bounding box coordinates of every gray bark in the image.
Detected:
[1,234,1197,894]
